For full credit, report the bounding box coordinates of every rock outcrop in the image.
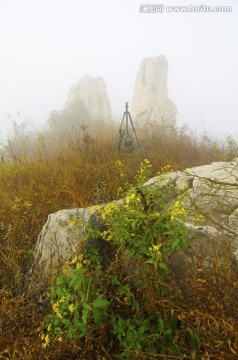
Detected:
[48,75,112,131]
[66,75,112,123]
[48,56,176,132]
[28,160,238,293]
[131,56,177,129]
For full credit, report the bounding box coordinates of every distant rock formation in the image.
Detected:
[66,75,112,123]
[131,56,177,129]
[48,56,176,132]
[48,75,112,132]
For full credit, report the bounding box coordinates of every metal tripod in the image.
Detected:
[115,102,143,157]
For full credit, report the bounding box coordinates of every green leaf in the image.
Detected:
[66,326,74,340]
[170,237,181,252]
[145,258,154,265]
[93,307,103,326]
[82,303,93,324]
[61,318,70,326]
[75,322,88,337]
[93,294,110,309]
[188,329,200,350]
[159,261,168,270]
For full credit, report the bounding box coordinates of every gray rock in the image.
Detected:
[28,161,238,293]
[28,207,91,292]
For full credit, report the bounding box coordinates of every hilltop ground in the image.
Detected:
[0,123,238,359]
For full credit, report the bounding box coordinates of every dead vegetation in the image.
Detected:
[0,121,237,359]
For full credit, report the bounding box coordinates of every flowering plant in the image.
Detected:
[41,160,194,357]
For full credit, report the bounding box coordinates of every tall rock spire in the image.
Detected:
[131,56,177,129]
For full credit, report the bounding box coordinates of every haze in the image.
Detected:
[0,0,237,141]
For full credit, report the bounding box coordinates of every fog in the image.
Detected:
[0,0,237,141]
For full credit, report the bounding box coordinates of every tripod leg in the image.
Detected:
[128,112,144,158]
[115,112,126,151]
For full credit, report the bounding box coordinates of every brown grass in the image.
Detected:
[0,122,236,359]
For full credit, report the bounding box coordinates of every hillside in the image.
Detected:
[0,124,238,359]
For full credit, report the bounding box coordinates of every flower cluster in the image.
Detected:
[124,193,141,210]
[193,213,205,225]
[151,212,160,218]
[169,201,187,221]
[115,160,125,179]
[41,333,50,348]
[69,254,84,265]
[146,244,163,271]
[148,244,162,255]
[101,203,120,220]
[68,217,83,227]
[68,254,86,270]
[90,204,102,215]
[156,165,173,176]
[135,159,152,184]
[11,197,32,210]
[90,202,120,221]
[115,160,131,197]
[68,303,75,313]
[52,296,66,319]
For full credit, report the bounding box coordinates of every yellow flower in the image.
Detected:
[57,336,63,342]
[70,254,83,265]
[68,303,75,313]
[76,262,82,270]
[149,244,162,254]
[56,310,63,319]
[70,256,77,265]
[115,160,122,166]
[68,217,83,228]
[101,203,119,220]
[89,205,103,216]
[152,212,160,217]
[52,302,63,318]
[144,159,152,167]
[193,213,205,225]
[125,193,136,205]
[169,201,187,220]
[102,230,109,239]
[42,334,50,348]
[157,165,173,175]
[52,301,59,311]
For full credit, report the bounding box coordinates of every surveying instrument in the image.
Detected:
[115,102,143,156]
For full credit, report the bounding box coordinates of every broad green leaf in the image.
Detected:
[93,294,110,308]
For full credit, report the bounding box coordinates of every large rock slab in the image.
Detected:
[28,161,238,292]
[145,160,238,230]
[28,207,91,292]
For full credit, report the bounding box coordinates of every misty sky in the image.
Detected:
[0,0,237,141]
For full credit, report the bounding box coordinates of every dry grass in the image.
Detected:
[0,122,236,359]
